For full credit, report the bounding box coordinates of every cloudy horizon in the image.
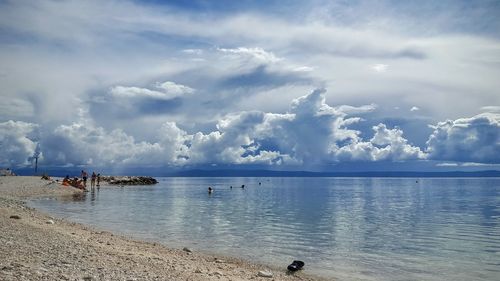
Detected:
[1,0,499,172]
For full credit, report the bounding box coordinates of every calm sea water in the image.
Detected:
[30,177,500,280]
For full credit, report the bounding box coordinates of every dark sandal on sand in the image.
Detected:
[287,260,305,271]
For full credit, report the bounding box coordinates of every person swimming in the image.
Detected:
[208,187,213,194]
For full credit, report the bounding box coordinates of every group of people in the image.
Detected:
[209,183,252,194]
[62,170,101,191]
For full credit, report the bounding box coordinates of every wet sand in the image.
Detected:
[0,176,325,281]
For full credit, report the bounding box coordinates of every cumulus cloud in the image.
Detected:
[1,89,427,168]
[185,89,425,166]
[10,87,500,170]
[426,112,500,163]
[410,106,420,112]
[0,121,39,167]
[41,121,190,167]
[370,124,426,161]
[3,89,499,169]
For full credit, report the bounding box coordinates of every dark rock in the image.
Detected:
[101,176,158,186]
[9,215,21,219]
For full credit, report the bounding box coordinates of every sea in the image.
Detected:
[29,177,500,281]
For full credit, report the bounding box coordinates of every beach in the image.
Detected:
[0,176,323,281]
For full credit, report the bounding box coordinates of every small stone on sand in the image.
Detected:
[257,270,273,278]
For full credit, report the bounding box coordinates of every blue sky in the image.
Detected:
[0,0,499,172]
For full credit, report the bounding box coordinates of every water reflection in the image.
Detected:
[30,177,500,281]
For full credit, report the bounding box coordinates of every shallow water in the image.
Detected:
[30,177,500,280]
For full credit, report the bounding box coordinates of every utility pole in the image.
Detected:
[33,143,41,175]
[35,155,38,174]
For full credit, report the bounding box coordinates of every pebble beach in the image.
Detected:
[0,176,324,281]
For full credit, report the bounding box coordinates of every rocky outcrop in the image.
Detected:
[100,176,158,185]
[0,168,16,176]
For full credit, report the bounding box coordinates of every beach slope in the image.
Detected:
[0,176,323,281]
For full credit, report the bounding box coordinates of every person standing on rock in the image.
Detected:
[81,170,88,187]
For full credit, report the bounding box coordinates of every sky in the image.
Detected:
[0,0,499,173]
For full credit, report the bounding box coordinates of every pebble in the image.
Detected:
[257,270,273,278]
[46,219,55,224]
[2,266,14,271]
[182,247,192,253]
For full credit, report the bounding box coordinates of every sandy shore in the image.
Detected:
[0,176,326,281]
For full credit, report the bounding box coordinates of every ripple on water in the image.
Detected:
[29,177,500,281]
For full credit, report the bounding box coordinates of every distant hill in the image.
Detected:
[167,169,500,178]
[11,167,500,178]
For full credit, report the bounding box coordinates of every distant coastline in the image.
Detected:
[10,167,500,178]
[165,169,500,178]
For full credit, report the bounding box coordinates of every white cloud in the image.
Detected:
[186,89,424,166]
[370,124,426,161]
[0,121,39,167]
[292,66,314,72]
[5,89,500,169]
[0,98,35,119]
[182,49,203,55]
[410,106,420,112]
[41,121,190,167]
[426,112,500,163]
[110,86,173,100]
[0,1,499,169]
[480,106,500,113]
[111,81,193,101]
[155,81,194,96]
[29,89,422,168]
[336,104,377,115]
[436,162,459,167]
[371,64,388,72]
[1,0,498,129]
[217,47,282,64]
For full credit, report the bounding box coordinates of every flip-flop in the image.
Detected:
[287,260,305,271]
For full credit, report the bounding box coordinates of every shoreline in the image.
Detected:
[0,176,325,281]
